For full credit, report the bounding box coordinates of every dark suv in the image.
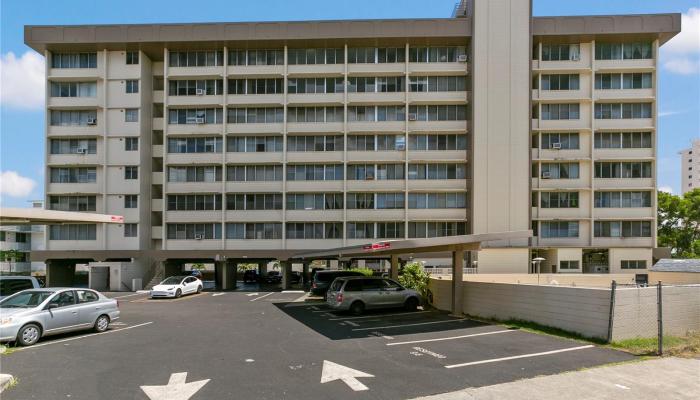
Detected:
[311,270,365,298]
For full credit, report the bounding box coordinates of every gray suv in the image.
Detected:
[326,277,421,315]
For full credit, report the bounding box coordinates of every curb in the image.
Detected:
[0,373,14,393]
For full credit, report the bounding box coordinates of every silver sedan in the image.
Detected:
[0,288,120,346]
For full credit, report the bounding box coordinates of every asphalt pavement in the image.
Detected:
[0,290,635,399]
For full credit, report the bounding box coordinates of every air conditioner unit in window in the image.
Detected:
[195,89,205,96]
[551,142,562,150]
[194,234,203,240]
[195,117,205,124]
[408,113,417,121]
[542,171,552,179]
[76,148,87,154]
[457,55,468,62]
[86,118,97,125]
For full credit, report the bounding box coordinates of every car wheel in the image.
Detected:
[196,285,202,294]
[175,289,182,298]
[350,301,365,316]
[94,315,110,333]
[17,323,41,346]
[404,297,419,312]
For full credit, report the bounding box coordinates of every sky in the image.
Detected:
[0,0,698,207]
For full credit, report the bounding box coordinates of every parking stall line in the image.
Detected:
[386,329,516,346]
[249,292,274,302]
[13,322,154,351]
[444,345,595,369]
[343,321,361,327]
[352,318,468,331]
[328,311,433,321]
[111,293,147,299]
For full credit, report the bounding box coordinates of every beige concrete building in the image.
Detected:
[680,139,700,194]
[24,0,680,287]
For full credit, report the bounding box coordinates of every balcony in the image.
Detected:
[286,152,343,163]
[407,209,467,220]
[227,94,284,106]
[151,199,163,212]
[225,152,283,164]
[532,88,591,102]
[347,209,404,221]
[225,181,283,193]
[226,239,283,250]
[168,123,223,135]
[151,226,163,239]
[152,172,164,183]
[48,124,101,137]
[594,178,654,189]
[46,182,100,194]
[594,148,654,160]
[407,62,467,75]
[165,239,222,251]
[227,123,283,135]
[48,96,100,109]
[168,153,225,164]
[286,239,344,250]
[286,181,343,192]
[287,64,343,76]
[595,59,655,71]
[227,65,284,77]
[168,95,224,107]
[165,211,222,223]
[594,89,654,101]
[407,91,468,105]
[286,210,343,222]
[47,153,100,166]
[348,121,404,133]
[346,179,404,191]
[593,207,654,219]
[409,120,466,132]
[348,92,404,104]
[407,150,467,162]
[287,122,343,134]
[167,182,222,193]
[49,67,103,80]
[225,210,284,222]
[533,207,590,220]
[532,177,589,190]
[153,90,164,103]
[153,118,164,130]
[347,63,405,75]
[407,179,468,191]
[287,93,343,105]
[595,118,654,130]
[347,150,405,163]
[152,145,163,157]
[167,66,223,78]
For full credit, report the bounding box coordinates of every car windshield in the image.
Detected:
[161,277,185,285]
[0,291,54,308]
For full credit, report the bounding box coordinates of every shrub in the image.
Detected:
[398,262,430,297]
[349,267,374,277]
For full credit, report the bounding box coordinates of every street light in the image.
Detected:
[532,257,546,285]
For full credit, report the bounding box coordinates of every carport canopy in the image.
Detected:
[0,208,124,225]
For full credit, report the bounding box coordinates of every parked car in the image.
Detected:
[0,276,41,300]
[150,276,202,298]
[243,270,259,283]
[311,270,365,299]
[326,276,421,315]
[263,271,282,284]
[0,288,120,346]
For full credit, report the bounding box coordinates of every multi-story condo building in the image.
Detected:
[0,201,46,278]
[25,0,680,287]
[680,139,700,194]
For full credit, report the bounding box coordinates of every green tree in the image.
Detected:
[658,189,700,258]
[398,262,431,298]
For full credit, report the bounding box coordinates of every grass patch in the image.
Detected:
[468,316,607,344]
[610,331,700,357]
[0,344,16,356]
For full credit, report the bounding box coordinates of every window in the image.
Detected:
[595,42,652,60]
[226,165,282,182]
[594,221,652,237]
[124,195,138,209]
[594,162,652,178]
[347,223,375,239]
[226,136,282,152]
[286,164,343,181]
[541,44,580,61]
[169,166,223,182]
[408,193,467,209]
[49,196,97,211]
[168,194,223,211]
[124,166,138,180]
[409,46,467,63]
[125,137,138,151]
[559,260,579,270]
[541,133,579,150]
[169,108,224,124]
[49,224,97,240]
[51,53,97,68]
[50,110,97,126]
[227,107,284,124]
[541,74,580,90]
[124,223,138,237]
[540,221,579,238]
[376,193,405,209]
[286,222,343,239]
[595,103,652,119]
[126,51,139,65]
[225,223,282,239]
[540,192,579,208]
[49,167,97,183]
[594,191,652,208]
[287,78,344,94]
[125,80,139,93]
[408,222,467,238]
[287,107,343,123]
[167,223,222,240]
[76,290,99,303]
[287,48,344,65]
[621,260,647,269]
[408,134,467,151]
[50,82,97,98]
[595,132,652,149]
[286,193,342,210]
[595,73,652,90]
[408,164,467,179]
[376,77,405,92]
[51,291,76,307]
[286,135,343,152]
[541,103,580,120]
[169,137,223,153]
[125,109,139,122]
[409,76,467,92]
[168,51,224,67]
[540,163,579,179]
[170,79,225,96]
[408,105,467,121]
[377,222,405,238]
[229,49,284,66]
[346,193,375,209]
[348,106,406,122]
[50,139,97,154]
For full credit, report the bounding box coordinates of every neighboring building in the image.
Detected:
[24,0,680,287]
[650,258,700,284]
[680,139,700,194]
[0,201,46,278]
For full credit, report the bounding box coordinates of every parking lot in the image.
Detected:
[0,290,635,399]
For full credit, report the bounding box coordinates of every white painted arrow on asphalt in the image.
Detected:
[245,292,260,297]
[320,360,374,391]
[141,372,209,400]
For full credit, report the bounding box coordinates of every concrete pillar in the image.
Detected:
[280,261,292,290]
[390,255,399,280]
[259,262,267,276]
[219,261,229,290]
[302,262,310,290]
[451,249,465,317]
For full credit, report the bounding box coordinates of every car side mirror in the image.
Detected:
[47,303,59,310]
[397,287,405,291]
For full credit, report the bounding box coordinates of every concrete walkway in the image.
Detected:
[411,357,700,400]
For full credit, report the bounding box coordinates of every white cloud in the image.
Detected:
[0,51,45,110]
[0,171,37,198]
[658,186,674,194]
[658,109,686,117]
[662,8,700,75]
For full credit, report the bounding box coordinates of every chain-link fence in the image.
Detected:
[609,281,700,354]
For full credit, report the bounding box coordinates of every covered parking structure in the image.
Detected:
[292,230,532,315]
